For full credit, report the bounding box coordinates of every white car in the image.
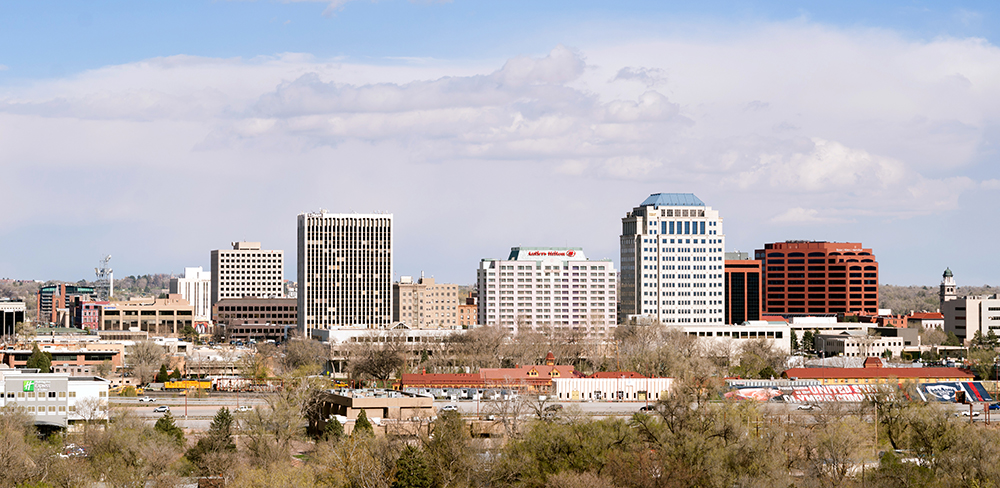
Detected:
[440,404,459,412]
[958,411,981,417]
[796,404,820,411]
[236,405,253,412]
[153,405,170,413]
[138,396,156,403]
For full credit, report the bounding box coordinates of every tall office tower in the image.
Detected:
[477,247,618,336]
[297,211,393,337]
[170,267,212,321]
[210,242,284,312]
[723,252,762,324]
[619,193,726,325]
[754,241,878,315]
[36,284,95,325]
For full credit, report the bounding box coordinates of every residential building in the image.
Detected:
[98,295,196,336]
[0,299,26,337]
[210,242,284,309]
[212,297,298,340]
[170,267,212,321]
[619,193,726,325]
[755,241,879,315]
[477,247,617,335]
[393,276,461,329]
[297,211,394,336]
[724,253,762,325]
[458,304,477,328]
[36,285,95,325]
[69,299,107,330]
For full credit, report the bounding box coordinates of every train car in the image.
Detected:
[163,379,213,390]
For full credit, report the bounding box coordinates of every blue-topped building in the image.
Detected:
[619,193,726,325]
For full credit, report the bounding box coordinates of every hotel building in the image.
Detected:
[393,276,461,329]
[619,193,726,324]
[297,211,393,336]
[476,247,617,335]
[210,242,284,309]
[754,241,878,315]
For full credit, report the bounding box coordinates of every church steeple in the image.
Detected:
[940,268,956,311]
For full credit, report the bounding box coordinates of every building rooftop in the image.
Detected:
[640,193,705,207]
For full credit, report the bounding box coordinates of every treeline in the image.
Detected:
[879,284,1000,315]
[3,380,998,488]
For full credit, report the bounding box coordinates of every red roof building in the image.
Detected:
[782,357,973,385]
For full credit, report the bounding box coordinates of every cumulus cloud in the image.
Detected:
[770,207,851,225]
[613,66,667,87]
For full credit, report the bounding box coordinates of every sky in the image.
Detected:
[2,0,1000,287]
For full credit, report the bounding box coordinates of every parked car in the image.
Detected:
[153,405,170,413]
[440,404,459,412]
[138,396,156,403]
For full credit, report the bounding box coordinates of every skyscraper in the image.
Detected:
[619,193,726,324]
[170,267,212,322]
[297,211,393,337]
[210,242,284,310]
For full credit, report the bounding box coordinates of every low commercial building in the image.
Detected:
[814,327,919,359]
[99,295,196,337]
[0,368,110,427]
[1,345,123,376]
[906,312,944,330]
[212,297,297,339]
[553,375,673,401]
[782,357,973,385]
[677,321,792,353]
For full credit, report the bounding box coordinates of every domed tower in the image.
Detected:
[940,268,956,311]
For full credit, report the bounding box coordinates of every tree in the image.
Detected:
[424,410,475,488]
[156,364,170,383]
[25,343,51,373]
[348,332,406,384]
[353,410,374,437]
[988,330,999,348]
[14,321,36,344]
[128,341,165,385]
[281,339,328,375]
[789,330,799,352]
[94,359,114,379]
[945,331,963,346]
[154,411,185,447]
[186,407,237,475]
[181,324,199,343]
[972,330,984,347]
[324,417,345,442]
[392,445,432,488]
[802,330,815,353]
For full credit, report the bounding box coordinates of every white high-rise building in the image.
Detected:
[297,211,393,337]
[477,247,617,336]
[169,267,212,321]
[620,193,726,325]
[210,242,284,312]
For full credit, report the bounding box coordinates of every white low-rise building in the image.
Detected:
[0,368,110,427]
[553,376,673,402]
[677,320,793,353]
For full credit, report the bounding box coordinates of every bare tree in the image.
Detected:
[346,331,406,384]
[128,341,165,385]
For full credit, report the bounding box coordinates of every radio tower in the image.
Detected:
[95,255,114,300]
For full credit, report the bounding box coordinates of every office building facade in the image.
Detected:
[477,247,617,335]
[0,299,26,338]
[36,285,94,325]
[724,255,762,325]
[297,211,393,336]
[619,193,726,324]
[755,241,878,315]
[393,276,461,329]
[210,242,284,309]
[170,267,212,322]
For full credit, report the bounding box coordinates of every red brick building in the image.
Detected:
[724,259,762,324]
[755,241,878,315]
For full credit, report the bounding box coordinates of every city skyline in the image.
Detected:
[3,2,1000,286]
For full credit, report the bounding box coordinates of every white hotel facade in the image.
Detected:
[477,247,617,336]
[620,193,726,325]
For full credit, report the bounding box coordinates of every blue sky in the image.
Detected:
[2,0,1000,288]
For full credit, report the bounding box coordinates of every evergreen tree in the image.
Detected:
[324,417,344,441]
[988,330,999,348]
[790,330,799,351]
[25,343,51,373]
[156,364,169,383]
[392,445,432,488]
[187,407,236,466]
[170,369,182,380]
[972,330,984,347]
[353,410,373,437]
[802,331,814,353]
[154,411,185,446]
[945,331,962,346]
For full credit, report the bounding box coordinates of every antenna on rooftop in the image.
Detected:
[95,255,113,300]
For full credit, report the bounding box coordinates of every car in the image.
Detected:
[236,405,253,412]
[796,404,821,411]
[440,404,459,412]
[957,410,981,417]
[988,402,1000,411]
[137,396,155,403]
[153,405,170,413]
[639,405,657,412]
[543,404,563,412]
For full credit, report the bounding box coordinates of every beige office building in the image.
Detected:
[297,211,393,336]
[393,276,460,329]
[99,295,196,337]
[210,242,284,310]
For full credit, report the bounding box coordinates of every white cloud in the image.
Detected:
[981,179,1000,190]
[0,64,8,71]
[770,207,850,225]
